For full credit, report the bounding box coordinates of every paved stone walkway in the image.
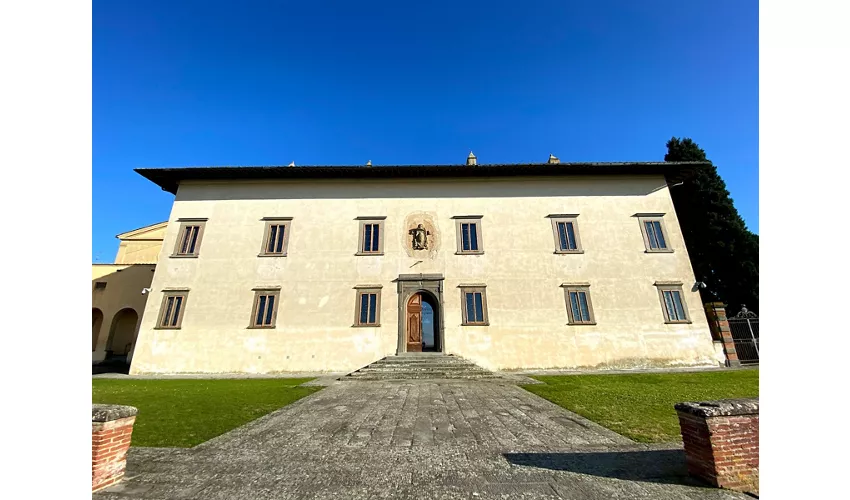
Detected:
[96,381,751,499]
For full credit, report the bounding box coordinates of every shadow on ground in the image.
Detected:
[504,449,708,487]
[93,360,130,375]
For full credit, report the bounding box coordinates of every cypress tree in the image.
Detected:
[665,137,759,315]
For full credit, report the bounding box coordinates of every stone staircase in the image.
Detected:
[340,353,505,381]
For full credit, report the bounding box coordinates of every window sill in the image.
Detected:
[567,322,597,326]
[154,326,182,330]
[664,320,692,325]
[247,325,277,329]
[554,250,584,255]
[170,254,199,259]
[461,322,490,326]
[257,253,287,258]
[352,323,381,328]
[355,252,384,256]
[456,251,485,255]
[645,249,674,254]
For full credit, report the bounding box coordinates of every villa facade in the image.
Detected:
[125,156,720,374]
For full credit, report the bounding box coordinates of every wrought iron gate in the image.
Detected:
[728,305,759,364]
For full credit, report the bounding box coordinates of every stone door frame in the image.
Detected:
[395,274,445,354]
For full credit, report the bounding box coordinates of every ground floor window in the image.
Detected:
[655,282,691,323]
[354,286,382,326]
[460,286,488,325]
[158,290,188,329]
[250,288,281,328]
[562,284,596,325]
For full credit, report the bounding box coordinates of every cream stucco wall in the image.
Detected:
[129,175,717,375]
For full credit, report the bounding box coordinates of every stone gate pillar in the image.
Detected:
[703,302,741,367]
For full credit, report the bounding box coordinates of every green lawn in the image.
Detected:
[92,379,321,448]
[523,369,758,443]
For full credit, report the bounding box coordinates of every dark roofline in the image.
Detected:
[135,162,710,195]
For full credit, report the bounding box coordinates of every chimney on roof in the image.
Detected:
[548,154,560,164]
[288,161,295,167]
[366,160,372,167]
[466,151,477,166]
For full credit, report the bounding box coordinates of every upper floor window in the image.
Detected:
[250,288,281,328]
[636,214,672,253]
[453,216,484,254]
[356,217,385,255]
[172,219,207,257]
[259,218,292,257]
[460,285,489,325]
[547,214,584,254]
[655,281,691,323]
[157,290,188,329]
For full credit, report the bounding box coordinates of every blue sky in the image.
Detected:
[93,0,758,261]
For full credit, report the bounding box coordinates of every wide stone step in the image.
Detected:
[357,364,489,372]
[373,357,474,365]
[340,354,505,381]
[354,370,492,377]
[345,371,503,380]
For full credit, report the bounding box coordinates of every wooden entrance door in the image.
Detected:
[406,293,423,352]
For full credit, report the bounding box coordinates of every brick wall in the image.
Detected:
[675,398,758,495]
[92,404,138,492]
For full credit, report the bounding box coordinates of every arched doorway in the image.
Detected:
[405,291,442,353]
[92,308,104,351]
[106,308,138,359]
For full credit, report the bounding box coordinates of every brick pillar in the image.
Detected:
[703,302,741,367]
[92,404,138,492]
[675,398,759,495]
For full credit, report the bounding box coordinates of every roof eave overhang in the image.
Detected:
[135,162,709,195]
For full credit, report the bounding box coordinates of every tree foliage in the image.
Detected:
[665,137,759,315]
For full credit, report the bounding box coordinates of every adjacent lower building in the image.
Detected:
[92,222,166,363]
[126,155,720,374]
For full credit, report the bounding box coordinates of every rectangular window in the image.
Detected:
[259,218,292,256]
[548,215,583,253]
[454,216,484,254]
[354,287,382,326]
[562,284,595,325]
[655,283,691,323]
[94,282,107,290]
[157,291,188,329]
[172,219,207,257]
[356,218,385,255]
[250,289,281,328]
[460,286,488,325]
[637,214,672,252]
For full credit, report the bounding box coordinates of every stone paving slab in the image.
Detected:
[96,380,752,499]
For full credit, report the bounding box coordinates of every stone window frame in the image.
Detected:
[356,216,386,256]
[655,281,692,324]
[453,215,484,255]
[248,287,281,329]
[156,289,189,329]
[561,283,596,325]
[547,214,584,254]
[171,218,208,258]
[258,217,293,257]
[353,285,382,327]
[459,284,489,326]
[636,213,673,253]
